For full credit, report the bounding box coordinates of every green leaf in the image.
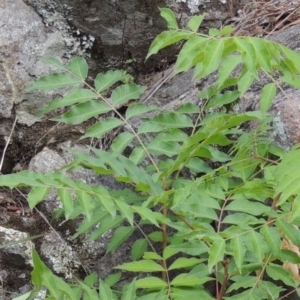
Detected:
[76,190,95,222]
[168,258,202,271]
[129,147,146,165]
[84,272,98,287]
[147,140,181,157]
[248,230,266,262]
[193,39,224,80]
[274,147,300,204]
[115,260,165,272]
[260,83,276,113]
[83,117,124,139]
[171,274,212,286]
[231,236,246,273]
[143,252,163,260]
[227,276,257,293]
[135,277,167,289]
[86,215,124,241]
[260,226,281,257]
[169,241,209,256]
[125,103,158,120]
[247,37,272,73]
[27,186,49,209]
[95,194,116,218]
[150,112,193,129]
[42,57,66,70]
[234,38,257,74]
[57,189,74,220]
[122,278,136,300]
[131,239,148,261]
[39,88,98,116]
[175,36,207,72]
[99,279,114,300]
[225,200,270,216]
[112,83,146,106]
[276,219,300,248]
[95,70,126,93]
[25,73,82,91]
[291,194,300,222]
[219,25,235,36]
[187,14,206,32]
[12,292,32,300]
[104,272,121,287]
[238,71,255,94]
[67,56,88,80]
[115,199,134,226]
[205,90,240,110]
[159,7,178,29]
[266,264,297,287]
[107,226,135,253]
[217,54,242,87]
[147,31,191,59]
[208,239,225,273]
[281,249,300,264]
[132,206,160,227]
[52,100,111,125]
[109,132,134,154]
[79,281,99,300]
[176,103,200,114]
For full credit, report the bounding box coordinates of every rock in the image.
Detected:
[0,226,34,267]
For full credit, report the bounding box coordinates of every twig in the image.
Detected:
[0,116,17,173]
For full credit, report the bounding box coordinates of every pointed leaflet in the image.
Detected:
[82,117,124,139]
[52,100,111,124]
[260,226,281,257]
[129,147,146,165]
[266,265,297,287]
[86,215,124,241]
[208,238,225,273]
[274,146,300,204]
[159,7,178,29]
[42,57,66,71]
[107,226,135,253]
[109,132,134,154]
[187,14,206,32]
[111,83,146,106]
[121,278,136,300]
[125,103,158,120]
[135,277,167,289]
[225,200,270,216]
[193,39,224,80]
[168,258,202,271]
[99,280,114,300]
[260,83,276,113]
[115,260,165,272]
[247,38,272,73]
[131,239,148,261]
[104,273,121,287]
[147,140,181,157]
[39,88,98,116]
[175,35,208,72]
[115,199,134,226]
[205,90,240,110]
[276,219,300,248]
[279,44,300,73]
[79,282,99,300]
[132,206,160,227]
[217,54,242,87]
[67,56,88,80]
[31,250,76,299]
[57,189,74,220]
[291,194,300,222]
[234,38,257,74]
[76,190,95,222]
[25,73,82,91]
[95,70,126,92]
[147,112,193,129]
[27,186,49,209]
[171,274,212,286]
[231,236,246,273]
[248,230,266,262]
[238,70,255,94]
[147,31,191,59]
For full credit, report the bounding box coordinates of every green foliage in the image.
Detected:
[8,7,300,300]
